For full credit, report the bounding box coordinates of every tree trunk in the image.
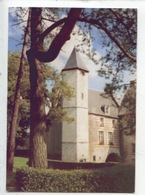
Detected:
[28,56,48,168]
[7,10,31,172]
[27,8,82,168]
[27,8,48,168]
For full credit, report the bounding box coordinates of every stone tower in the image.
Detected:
[61,48,89,162]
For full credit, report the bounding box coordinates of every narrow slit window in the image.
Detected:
[81,93,84,99]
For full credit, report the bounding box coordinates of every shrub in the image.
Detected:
[16,164,135,193]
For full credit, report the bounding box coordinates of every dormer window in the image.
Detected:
[101,105,110,114]
[105,106,110,114]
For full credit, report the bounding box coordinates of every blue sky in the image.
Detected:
[8,7,135,98]
[8,13,23,52]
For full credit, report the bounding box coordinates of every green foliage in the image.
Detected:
[44,66,75,126]
[8,52,74,140]
[16,164,135,193]
[8,52,30,147]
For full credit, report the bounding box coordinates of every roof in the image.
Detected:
[88,89,118,118]
[62,48,89,72]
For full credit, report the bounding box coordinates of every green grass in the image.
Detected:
[13,156,28,171]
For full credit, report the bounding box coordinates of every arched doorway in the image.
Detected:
[106,153,120,162]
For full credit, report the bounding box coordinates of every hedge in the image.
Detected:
[16,164,135,193]
[47,159,116,169]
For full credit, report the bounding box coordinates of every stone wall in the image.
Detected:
[89,114,120,162]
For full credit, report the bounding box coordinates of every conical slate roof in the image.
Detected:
[62,48,89,72]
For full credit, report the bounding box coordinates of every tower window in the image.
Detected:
[81,93,84,99]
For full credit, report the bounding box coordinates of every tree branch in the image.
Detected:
[27,8,83,63]
[78,17,136,63]
[39,17,67,41]
[109,9,133,41]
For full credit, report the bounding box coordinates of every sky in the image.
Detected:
[8,13,23,52]
[8,7,136,101]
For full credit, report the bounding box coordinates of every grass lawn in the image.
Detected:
[13,156,28,171]
[7,156,28,192]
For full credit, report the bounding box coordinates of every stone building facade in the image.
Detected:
[47,48,135,163]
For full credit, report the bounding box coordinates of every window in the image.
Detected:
[101,105,110,114]
[93,155,96,162]
[100,118,104,127]
[105,105,110,114]
[132,143,135,155]
[112,119,116,128]
[81,93,84,99]
[99,131,104,144]
[108,132,113,145]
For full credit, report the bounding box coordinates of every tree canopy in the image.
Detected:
[8,52,30,147]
